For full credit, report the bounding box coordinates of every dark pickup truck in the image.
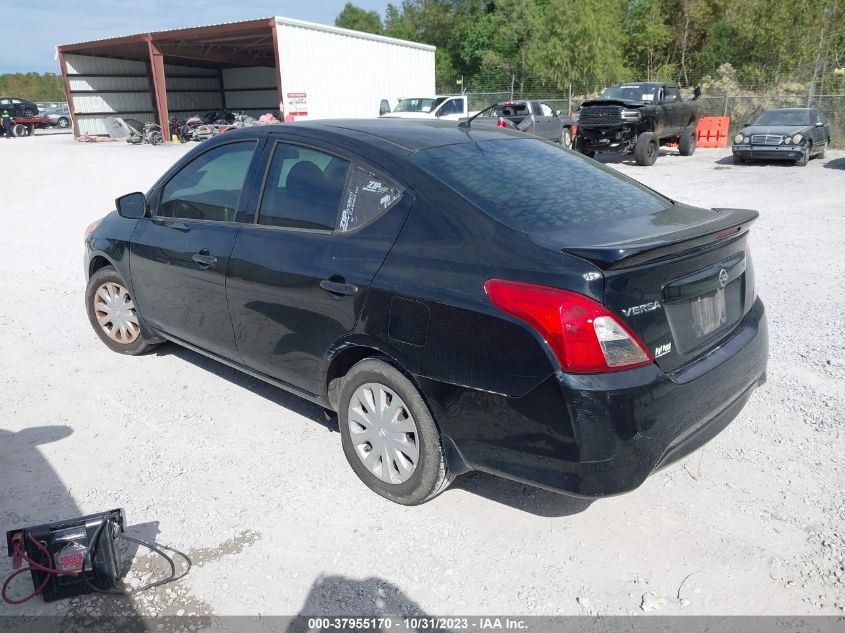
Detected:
[574,82,701,166]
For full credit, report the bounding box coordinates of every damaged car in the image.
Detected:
[84,120,768,505]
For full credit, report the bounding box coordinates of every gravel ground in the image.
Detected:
[0,133,843,619]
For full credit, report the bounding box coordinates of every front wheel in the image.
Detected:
[338,358,453,505]
[22,108,35,118]
[678,130,696,156]
[57,117,70,128]
[561,127,572,148]
[795,143,810,167]
[633,131,658,166]
[85,266,157,355]
[574,135,595,158]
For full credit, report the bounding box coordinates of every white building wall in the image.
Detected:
[275,17,435,120]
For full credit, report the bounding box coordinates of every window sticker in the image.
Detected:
[641,94,655,101]
[338,166,403,233]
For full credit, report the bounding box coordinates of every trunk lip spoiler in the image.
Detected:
[559,208,759,270]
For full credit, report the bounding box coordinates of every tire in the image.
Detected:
[85,266,157,355]
[678,130,696,156]
[57,117,69,128]
[561,127,572,148]
[633,131,658,166]
[22,108,34,118]
[795,142,810,166]
[817,140,827,160]
[574,135,595,158]
[13,123,27,137]
[732,154,744,165]
[338,358,453,505]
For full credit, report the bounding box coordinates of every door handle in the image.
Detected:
[320,279,359,297]
[192,252,217,267]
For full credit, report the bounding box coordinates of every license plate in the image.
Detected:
[691,289,727,337]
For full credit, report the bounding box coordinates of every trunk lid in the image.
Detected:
[530,205,758,373]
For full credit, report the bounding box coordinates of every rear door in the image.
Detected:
[130,139,262,360]
[226,138,412,395]
[539,102,561,141]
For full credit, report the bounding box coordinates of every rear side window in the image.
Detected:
[258,143,350,230]
[159,141,256,222]
[339,167,403,233]
[411,139,670,230]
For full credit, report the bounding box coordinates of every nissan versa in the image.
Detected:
[84,120,768,505]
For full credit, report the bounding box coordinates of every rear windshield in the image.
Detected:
[411,138,670,230]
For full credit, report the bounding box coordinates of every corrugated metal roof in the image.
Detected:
[58,17,275,47]
[58,16,435,52]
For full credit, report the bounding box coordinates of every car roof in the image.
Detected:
[225,119,525,152]
[763,107,812,112]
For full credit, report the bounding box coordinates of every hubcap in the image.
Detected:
[93,282,140,344]
[347,383,419,484]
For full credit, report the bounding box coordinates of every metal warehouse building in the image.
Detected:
[56,17,436,137]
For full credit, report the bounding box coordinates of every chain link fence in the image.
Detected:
[440,76,844,148]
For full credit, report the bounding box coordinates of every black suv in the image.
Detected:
[84,120,768,505]
[0,97,39,118]
[575,82,701,165]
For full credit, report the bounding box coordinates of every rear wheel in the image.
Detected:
[57,117,70,128]
[13,123,27,137]
[85,266,156,355]
[678,130,696,156]
[338,358,453,505]
[633,131,658,166]
[817,140,827,159]
[22,107,35,118]
[561,127,572,148]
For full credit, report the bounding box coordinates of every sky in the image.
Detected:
[2,0,390,73]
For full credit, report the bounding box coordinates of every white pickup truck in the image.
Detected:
[380,95,477,121]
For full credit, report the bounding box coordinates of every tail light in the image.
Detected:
[484,280,652,374]
[497,117,508,128]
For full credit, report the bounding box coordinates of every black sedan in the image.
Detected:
[0,96,39,118]
[732,107,830,166]
[84,120,768,505]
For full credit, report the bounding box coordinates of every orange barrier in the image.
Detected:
[696,116,730,148]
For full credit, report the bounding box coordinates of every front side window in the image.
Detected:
[159,141,256,222]
[540,103,554,116]
[438,99,463,116]
[258,143,350,230]
[663,87,680,102]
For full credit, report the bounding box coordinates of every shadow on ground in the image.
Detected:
[155,344,336,431]
[449,471,593,517]
[153,345,593,515]
[823,156,845,169]
[287,575,432,632]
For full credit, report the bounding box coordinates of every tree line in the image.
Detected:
[0,73,65,102]
[336,0,845,93]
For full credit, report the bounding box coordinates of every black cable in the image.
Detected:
[80,519,191,595]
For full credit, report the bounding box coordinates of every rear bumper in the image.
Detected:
[733,144,806,161]
[419,299,768,497]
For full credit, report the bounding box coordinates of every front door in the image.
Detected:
[130,139,262,360]
[226,138,411,396]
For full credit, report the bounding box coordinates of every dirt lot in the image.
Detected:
[0,133,843,619]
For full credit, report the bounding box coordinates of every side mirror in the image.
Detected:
[744,122,752,127]
[116,192,148,219]
[692,86,702,100]
[555,110,561,116]
[379,99,390,116]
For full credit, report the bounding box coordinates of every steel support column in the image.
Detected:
[147,36,170,142]
[56,50,80,138]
